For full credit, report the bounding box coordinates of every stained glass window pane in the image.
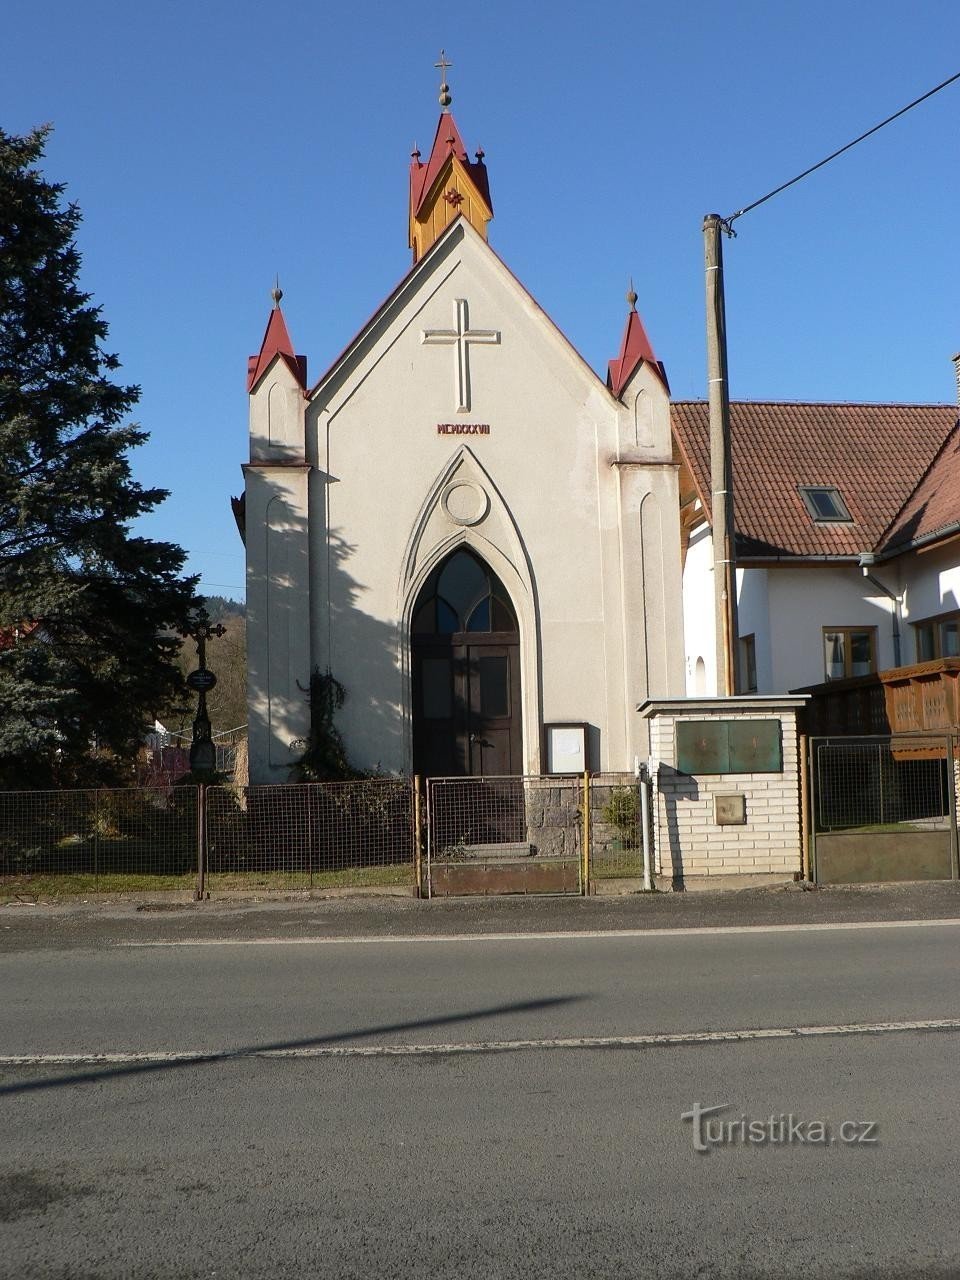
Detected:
[491,595,517,633]
[412,552,518,635]
[436,599,458,634]
[412,600,434,634]
[437,552,487,625]
[466,598,490,631]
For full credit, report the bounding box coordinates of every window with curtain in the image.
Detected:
[823,627,876,680]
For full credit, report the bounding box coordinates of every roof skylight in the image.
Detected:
[799,486,853,523]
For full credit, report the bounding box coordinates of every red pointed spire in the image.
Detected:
[247,284,307,392]
[607,282,668,397]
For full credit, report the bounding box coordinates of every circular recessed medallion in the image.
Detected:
[441,480,489,526]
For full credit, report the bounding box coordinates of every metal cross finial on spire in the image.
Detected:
[271,275,283,308]
[435,49,452,110]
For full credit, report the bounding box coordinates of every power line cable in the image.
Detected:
[724,69,960,232]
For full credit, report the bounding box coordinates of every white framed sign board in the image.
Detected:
[544,722,588,775]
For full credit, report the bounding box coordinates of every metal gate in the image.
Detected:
[808,734,959,884]
[424,775,584,897]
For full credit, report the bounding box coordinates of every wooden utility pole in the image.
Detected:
[703,214,739,695]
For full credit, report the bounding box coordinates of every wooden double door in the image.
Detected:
[413,634,521,778]
[410,548,522,778]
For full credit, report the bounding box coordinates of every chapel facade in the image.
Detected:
[241,75,685,784]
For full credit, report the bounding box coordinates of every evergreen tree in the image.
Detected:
[0,126,198,788]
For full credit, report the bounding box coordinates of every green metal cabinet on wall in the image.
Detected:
[675,720,782,775]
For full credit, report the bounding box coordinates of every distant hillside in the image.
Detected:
[202,595,245,621]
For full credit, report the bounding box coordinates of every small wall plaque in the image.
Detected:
[715,794,747,825]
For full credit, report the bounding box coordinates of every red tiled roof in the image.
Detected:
[607,305,668,397]
[672,401,958,559]
[881,422,960,553]
[409,111,492,218]
[247,305,307,393]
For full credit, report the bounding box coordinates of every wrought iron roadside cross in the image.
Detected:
[178,606,226,775]
[421,298,500,413]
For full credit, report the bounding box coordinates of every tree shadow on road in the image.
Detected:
[0,994,586,1096]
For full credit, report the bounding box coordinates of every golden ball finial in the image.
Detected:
[271,278,283,308]
[626,277,638,310]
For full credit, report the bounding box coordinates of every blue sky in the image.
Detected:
[4,1,958,602]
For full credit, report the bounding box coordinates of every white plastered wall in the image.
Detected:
[245,357,311,783]
[300,220,685,777]
[614,361,686,760]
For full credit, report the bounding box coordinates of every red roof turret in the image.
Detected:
[607,285,668,397]
[247,288,307,393]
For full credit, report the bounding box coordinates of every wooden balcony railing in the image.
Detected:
[793,658,960,737]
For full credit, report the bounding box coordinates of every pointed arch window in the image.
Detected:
[412,549,518,636]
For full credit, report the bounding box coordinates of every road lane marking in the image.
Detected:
[4,1017,960,1065]
[118,917,960,948]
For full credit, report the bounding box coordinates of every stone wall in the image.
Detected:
[522,778,582,859]
[641,698,807,882]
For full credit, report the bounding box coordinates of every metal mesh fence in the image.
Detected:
[0,787,198,895]
[426,775,583,894]
[205,778,416,891]
[2,771,657,900]
[588,773,645,880]
[813,736,953,832]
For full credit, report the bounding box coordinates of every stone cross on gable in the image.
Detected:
[421,298,500,413]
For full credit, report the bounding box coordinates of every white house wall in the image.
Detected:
[896,541,960,647]
[682,524,717,695]
[758,547,960,680]
[737,565,772,691]
[765,567,898,689]
[681,524,931,693]
[683,530,775,696]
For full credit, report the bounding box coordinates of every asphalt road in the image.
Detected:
[5,892,960,1278]
[6,877,960,952]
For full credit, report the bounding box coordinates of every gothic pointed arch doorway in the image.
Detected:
[411,547,522,777]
